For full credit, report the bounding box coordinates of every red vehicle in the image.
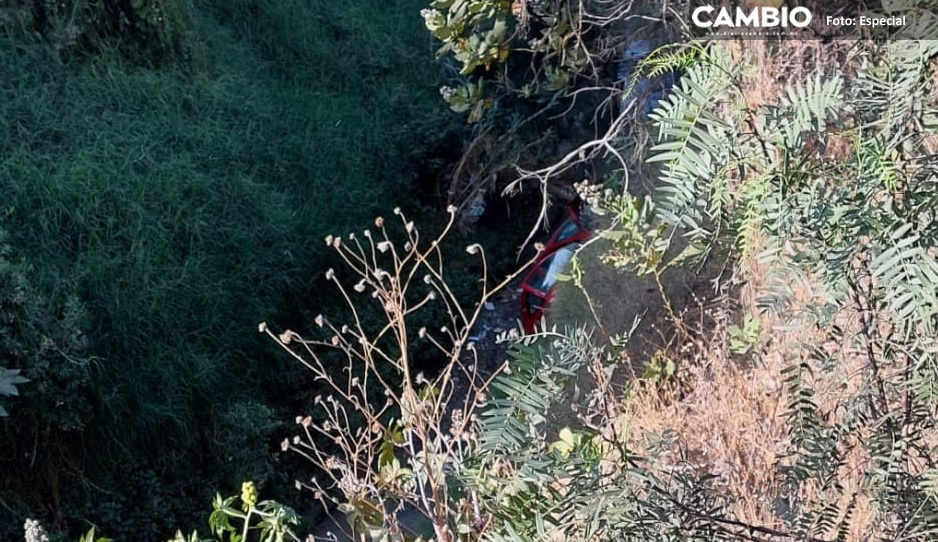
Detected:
[520,204,593,333]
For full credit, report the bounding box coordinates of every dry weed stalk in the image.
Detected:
[259,207,530,542]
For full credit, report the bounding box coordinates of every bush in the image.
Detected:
[0,0,191,63]
[0,235,94,530]
[599,35,938,539]
[0,0,453,536]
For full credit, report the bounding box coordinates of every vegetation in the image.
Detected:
[5,0,938,540]
[611,35,938,539]
[0,0,466,537]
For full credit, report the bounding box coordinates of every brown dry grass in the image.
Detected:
[623,255,880,540]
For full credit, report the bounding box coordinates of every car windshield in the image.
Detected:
[528,245,577,293]
[553,219,581,244]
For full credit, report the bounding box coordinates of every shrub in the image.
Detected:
[264,209,820,541]
[0,0,190,63]
[0,0,453,536]
[0,234,94,529]
[599,33,938,539]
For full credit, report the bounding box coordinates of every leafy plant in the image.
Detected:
[0,368,29,417]
[727,314,761,356]
[76,482,299,542]
[422,0,622,122]
[264,207,843,542]
[602,31,938,539]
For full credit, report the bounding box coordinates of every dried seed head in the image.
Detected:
[447,204,457,214]
[325,268,336,280]
[281,438,290,451]
[418,327,427,338]
[375,216,384,227]
[465,244,482,255]
[353,280,367,293]
[378,241,391,253]
[280,330,294,344]
[258,322,267,333]
[393,207,402,215]
[325,235,334,246]
[315,314,324,327]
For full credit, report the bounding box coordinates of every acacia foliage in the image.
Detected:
[603,32,938,539]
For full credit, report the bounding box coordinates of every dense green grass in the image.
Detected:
[0,0,456,536]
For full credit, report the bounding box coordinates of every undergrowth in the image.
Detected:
[0,0,460,537]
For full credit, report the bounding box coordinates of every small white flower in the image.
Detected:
[439,86,457,101]
[24,519,49,542]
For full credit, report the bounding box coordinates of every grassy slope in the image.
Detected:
[0,0,451,535]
